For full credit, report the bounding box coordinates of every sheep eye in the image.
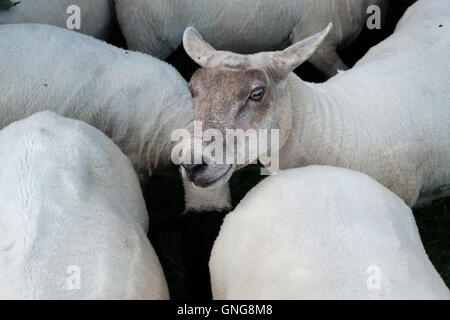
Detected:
[250,88,265,101]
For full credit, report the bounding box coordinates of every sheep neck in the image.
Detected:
[282,73,359,170]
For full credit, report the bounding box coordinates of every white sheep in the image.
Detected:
[0,0,112,40]
[0,112,169,299]
[181,0,450,207]
[0,23,232,212]
[210,166,450,299]
[114,0,387,77]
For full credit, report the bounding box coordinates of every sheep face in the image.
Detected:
[181,25,332,187]
[183,66,284,187]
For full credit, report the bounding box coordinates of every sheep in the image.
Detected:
[180,0,450,207]
[210,166,450,299]
[114,0,387,77]
[0,0,113,40]
[0,23,232,212]
[0,112,169,299]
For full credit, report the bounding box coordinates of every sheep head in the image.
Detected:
[181,24,332,188]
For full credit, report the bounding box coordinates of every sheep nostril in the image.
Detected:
[181,162,206,176]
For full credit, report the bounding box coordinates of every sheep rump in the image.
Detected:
[210,166,450,299]
[0,112,169,299]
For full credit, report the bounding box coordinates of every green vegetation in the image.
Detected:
[0,0,20,11]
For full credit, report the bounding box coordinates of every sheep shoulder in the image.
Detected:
[0,23,193,173]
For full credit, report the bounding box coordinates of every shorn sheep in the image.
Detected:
[114,0,387,77]
[0,23,232,212]
[181,0,450,207]
[0,0,113,40]
[210,166,450,299]
[0,112,169,299]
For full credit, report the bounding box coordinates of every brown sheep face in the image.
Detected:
[181,25,331,188]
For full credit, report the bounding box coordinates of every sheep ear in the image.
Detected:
[268,23,333,80]
[183,26,218,68]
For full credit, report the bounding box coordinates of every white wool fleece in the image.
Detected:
[0,23,193,176]
[0,112,169,299]
[0,23,232,212]
[279,0,450,206]
[179,0,449,207]
[210,166,450,300]
[115,0,386,76]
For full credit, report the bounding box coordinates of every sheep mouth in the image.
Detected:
[190,164,235,189]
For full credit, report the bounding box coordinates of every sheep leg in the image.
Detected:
[308,44,348,78]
